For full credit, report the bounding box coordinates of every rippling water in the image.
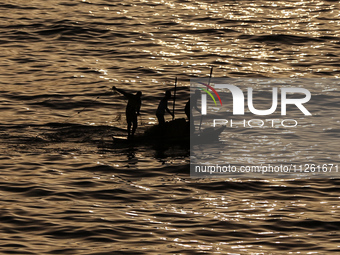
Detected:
[1,0,340,254]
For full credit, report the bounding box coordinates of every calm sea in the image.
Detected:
[0,0,340,254]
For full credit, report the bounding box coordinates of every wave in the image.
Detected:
[239,34,331,45]
[0,3,38,10]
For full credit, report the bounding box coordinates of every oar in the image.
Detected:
[172,77,177,120]
[199,67,213,132]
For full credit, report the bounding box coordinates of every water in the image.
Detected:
[0,0,340,254]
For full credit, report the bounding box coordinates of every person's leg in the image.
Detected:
[127,122,132,138]
[156,113,164,126]
[126,113,132,139]
[156,114,166,136]
[131,114,138,137]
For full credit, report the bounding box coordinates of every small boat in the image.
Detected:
[112,118,225,146]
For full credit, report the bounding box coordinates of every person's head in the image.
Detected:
[136,91,142,97]
[165,90,171,99]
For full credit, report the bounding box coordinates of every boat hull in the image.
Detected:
[112,118,225,146]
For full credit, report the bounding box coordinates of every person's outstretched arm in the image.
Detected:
[112,86,132,99]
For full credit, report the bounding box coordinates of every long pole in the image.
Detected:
[172,77,177,120]
[199,67,213,132]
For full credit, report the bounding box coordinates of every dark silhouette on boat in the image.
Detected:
[112,118,225,146]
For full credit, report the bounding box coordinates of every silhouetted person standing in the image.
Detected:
[185,90,200,121]
[112,86,142,139]
[156,90,173,126]
[185,90,201,131]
